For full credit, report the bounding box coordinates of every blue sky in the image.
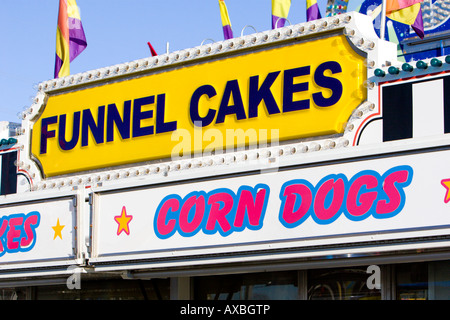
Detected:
[0,0,362,124]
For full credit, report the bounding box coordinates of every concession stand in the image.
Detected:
[0,10,449,300]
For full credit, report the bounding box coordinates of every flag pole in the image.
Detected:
[380,0,387,40]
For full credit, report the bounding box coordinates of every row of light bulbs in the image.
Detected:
[372,55,450,80]
[29,136,353,192]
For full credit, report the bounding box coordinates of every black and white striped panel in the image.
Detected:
[383,75,450,142]
[0,151,17,195]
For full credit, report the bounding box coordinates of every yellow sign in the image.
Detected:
[31,33,366,177]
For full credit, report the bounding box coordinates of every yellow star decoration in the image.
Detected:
[114,206,133,236]
[52,218,65,240]
[441,179,450,203]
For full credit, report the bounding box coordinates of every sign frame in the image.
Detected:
[87,137,450,268]
[22,12,397,181]
[0,190,82,274]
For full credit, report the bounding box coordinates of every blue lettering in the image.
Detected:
[107,101,131,142]
[283,66,310,112]
[216,80,246,124]
[81,106,105,147]
[40,116,58,154]
[132,96,154,138]
[59,112,80,151]
[249,71,281,118]
[190,85,217,127]
[156,94,177,134]
[312,61,343,107]
[39,94,177,153]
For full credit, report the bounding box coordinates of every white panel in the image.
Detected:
[0,196,77,267]
[413,79,444,137]
[90,148,450,263]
